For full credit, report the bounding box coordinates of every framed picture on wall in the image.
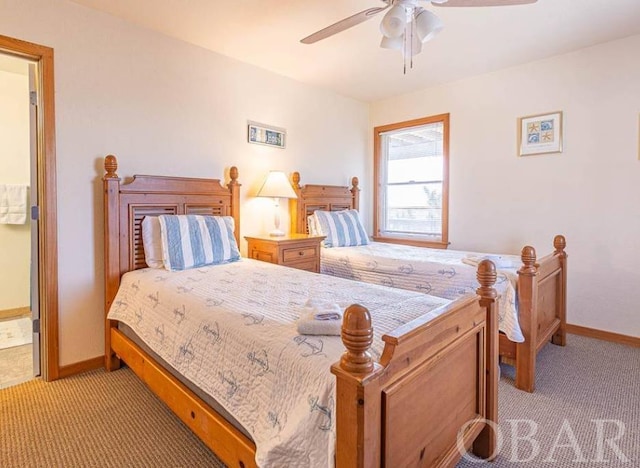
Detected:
[517,111,563,157]
[248,121,286,149]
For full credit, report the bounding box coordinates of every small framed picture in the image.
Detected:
[518,111,563,157]
[248,121,286,149]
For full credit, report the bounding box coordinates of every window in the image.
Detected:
[374,114,449,248]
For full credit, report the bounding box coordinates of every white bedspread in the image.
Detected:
[107,258,449,467]
[320,242,525,343]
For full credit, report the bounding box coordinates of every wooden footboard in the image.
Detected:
[510,235,567,392]
[333,261,499,467]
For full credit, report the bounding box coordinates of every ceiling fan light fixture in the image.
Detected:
[380,35,404,50]
[380,4,407,38]
[409,33,423,56]
[415,8,444,43]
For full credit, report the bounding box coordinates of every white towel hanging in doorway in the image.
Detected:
[0,184,28,224]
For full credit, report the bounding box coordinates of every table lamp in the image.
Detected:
[257,171,298,237]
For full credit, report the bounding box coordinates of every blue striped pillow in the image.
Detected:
[157,215,240,271]
[313,209,369,248]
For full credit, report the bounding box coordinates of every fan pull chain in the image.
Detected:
[403,9,416,74]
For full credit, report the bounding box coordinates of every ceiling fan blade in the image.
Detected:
[301,5,390,44]
[433,0,537,6]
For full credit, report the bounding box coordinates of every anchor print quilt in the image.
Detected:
[320,242,525,342]
[108,258,449,467]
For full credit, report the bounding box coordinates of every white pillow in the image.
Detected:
[307,214,319,236]
[313,209,369,248]
[141,216,164,269]
[157,215,241,271]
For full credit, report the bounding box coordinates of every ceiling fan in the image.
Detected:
[301,0,538,72]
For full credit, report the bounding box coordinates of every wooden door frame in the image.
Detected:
[0,34,58,381]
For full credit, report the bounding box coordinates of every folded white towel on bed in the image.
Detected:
[296,299,343,336]
[304,298,342,321]
[296,314,342,336]
[462,254,520,269]
[0,184,28,225]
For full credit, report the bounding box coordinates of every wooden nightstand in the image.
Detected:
[245,234,325,273]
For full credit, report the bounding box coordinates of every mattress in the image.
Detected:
[320,242,525,343]
[107,258,449,467]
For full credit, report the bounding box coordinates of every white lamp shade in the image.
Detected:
[410,34,423,56]
[380,35,404,50]
[257,171,298,199]
[380,4,407,38]
[381,33,422,56]
[415,9,443,43]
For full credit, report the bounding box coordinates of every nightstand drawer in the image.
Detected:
[284,259,317,272]
[283,246,317,263]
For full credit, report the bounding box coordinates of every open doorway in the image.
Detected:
[0,53,36,388]
[0,34,58,383]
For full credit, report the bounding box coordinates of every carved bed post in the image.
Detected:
[227,166,241,247]
[350,176,360,213]
[331,304,382,468]
[289,171,303,234]
[103,155,122,371]
[516,246,538,392]
[473,260,499,460]
[552,235,567,346]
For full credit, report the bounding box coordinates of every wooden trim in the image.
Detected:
[58,356,104,379]
[567,324,640,348]
[0,306,31,320]
[373,113,450,247]
[372,235,449,249]
[0,34,58,381]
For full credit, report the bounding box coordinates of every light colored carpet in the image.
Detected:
[0,317,32,350]
[0,334,637,467]
[0,363,224,468]
[458,335,639,467]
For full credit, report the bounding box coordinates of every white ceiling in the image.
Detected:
[69,0,640,102]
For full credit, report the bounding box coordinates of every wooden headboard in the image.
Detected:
[102,154,240,368]
[289,171,360,234]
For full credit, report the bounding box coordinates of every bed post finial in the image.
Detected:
[291,171,301,189]
[104,155,118,179]
[473,259,499,460]
[552,235,568,347]
[520,246,537,275]
[553,235,566,255]
[229,166,239,186]
[476,260,498,299]
[350,176,360,212]
[340,304,374,374]
[227,167,241,247]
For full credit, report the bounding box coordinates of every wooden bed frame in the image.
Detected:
[103,155,499,467]
[290,171,568,393]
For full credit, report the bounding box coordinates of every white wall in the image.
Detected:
[0,0,369,365]
[371,35,640,338]
[0,68,31,311]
